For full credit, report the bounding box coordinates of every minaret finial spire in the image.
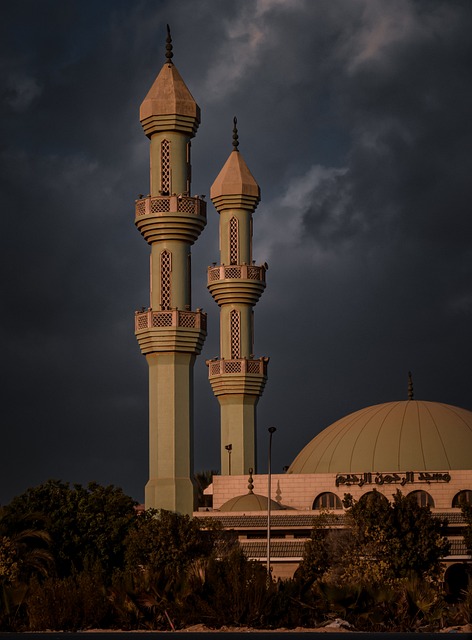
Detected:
[248,468,254,494]
[232,116,239,151]
[408,371,414,400]
[165,24,173,64]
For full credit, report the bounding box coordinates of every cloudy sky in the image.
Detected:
[1,0,471,505]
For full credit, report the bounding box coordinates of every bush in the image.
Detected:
[26,569,110,631]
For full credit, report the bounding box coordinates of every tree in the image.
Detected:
[294,512,338,586]
[124,509,214,580]
[2,480,137,578]
[298,490,449,589]
[461,502,472,554]
[344,490,449,583]
[194,470,218,509]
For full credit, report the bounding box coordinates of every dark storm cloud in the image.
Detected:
[1,0,471,503]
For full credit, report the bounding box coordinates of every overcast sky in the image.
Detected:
[1,0,471,505]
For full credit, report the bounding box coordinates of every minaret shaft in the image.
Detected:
[135,36,206,515]
[219,209,252,265]
[220,305,253,359]
[150,241,191,311]
[150,132,190,197]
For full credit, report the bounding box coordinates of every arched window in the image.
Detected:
[452,490,472,507]
[408,490,434,508]
[313,492,342,510]
[161,139,171,194]
[160,250,172,309]
[230,309,240,359]
[229,217,239,265]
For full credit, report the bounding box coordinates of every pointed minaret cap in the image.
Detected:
[211,118,260,213]
[140,26,200,138]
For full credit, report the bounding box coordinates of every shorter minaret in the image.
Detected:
[207,119,269,475]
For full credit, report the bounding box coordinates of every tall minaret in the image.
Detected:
[134,27,207,515]
[207,119,269,476]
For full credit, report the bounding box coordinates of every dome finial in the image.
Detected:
[165,24,173,64]
[247,468,254,494]
[408,371,414,400]
[232,116,239,151]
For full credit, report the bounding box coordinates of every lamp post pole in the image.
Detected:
[266,426,276,580]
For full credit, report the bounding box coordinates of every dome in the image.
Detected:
[288,401,472,474]
[220,493,283,512]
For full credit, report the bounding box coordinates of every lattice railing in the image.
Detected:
[135,195,206,218]
[207,264,265,282]
[135,309,207,332]
[207,358,268,377]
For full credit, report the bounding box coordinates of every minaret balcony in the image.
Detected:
[135,308,207,355]
[206,357,269,377]
[135,308,207,332]
[208,264,265,283]
[206,357,269,397]
[207,264,266,306]
[135,195,206,244]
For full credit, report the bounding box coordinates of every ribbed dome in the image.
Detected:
[220,493,283,512]
[288,401,472,474]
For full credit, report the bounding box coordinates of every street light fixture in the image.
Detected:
[225,443,232,475]
[267,426,276,580]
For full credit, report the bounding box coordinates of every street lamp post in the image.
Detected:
[225,443,232,475]
[266,426,276,580]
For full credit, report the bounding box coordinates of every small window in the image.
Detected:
[229,217,239,265]
[161,139,171,194]
[230,309,240,359]
[408,490,434,508]
[160,250,172,310]
[313,492,342,510]
[452,490,472,508]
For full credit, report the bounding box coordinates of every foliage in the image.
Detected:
[183,547,271,627]
[294,513,335,586]
[2,480,137,578]
[298,490,449,591]
[345,490,449,583]
[0,508,54,585]
[462,502,472,554]
[124,509,214,584]
[194,470,218,509]
[26,568,111,631]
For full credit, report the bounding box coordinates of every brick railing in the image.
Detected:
[135,308,207,332]
[207,357,268,376]
[208,264,265,282]
[135,195,206,218]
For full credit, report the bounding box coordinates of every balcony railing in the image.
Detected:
[208,264,265,282]
[207,357,268,377]
[135,308,207,332]
[135,195,206,218]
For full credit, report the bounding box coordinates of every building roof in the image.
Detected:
[219,492,283,512]
[195,511,462,528]
[288,401,472,474]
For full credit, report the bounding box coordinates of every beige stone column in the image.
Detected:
[207,121,269,476]
[134,30,206,515]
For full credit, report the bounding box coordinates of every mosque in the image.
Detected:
[133,28,472,588]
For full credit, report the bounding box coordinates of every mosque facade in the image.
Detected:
[134,29,472,589]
